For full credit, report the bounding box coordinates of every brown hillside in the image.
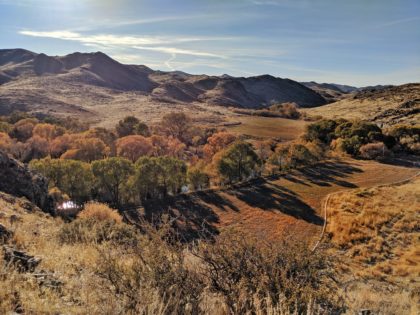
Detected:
[0,49,327,122]
[305,83,420,126]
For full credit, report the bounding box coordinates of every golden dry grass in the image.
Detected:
[225,115,308,140]
[150,158,418,246]
[78,202,122,223]
[327,177,419,282]
[326,176,420,314]
[303,96,420,126]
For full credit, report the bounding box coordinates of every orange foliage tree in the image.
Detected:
[10,118,38,141]
[61,137,110,162]
[116,135,153,162]
[32,123,65,141]
[203,131,237,160]
[0,132,13,153]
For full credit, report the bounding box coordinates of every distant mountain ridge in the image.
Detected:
[0,48,327,113]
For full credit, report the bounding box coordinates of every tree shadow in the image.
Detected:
[141,193,222,241]
[293,161,362,188]
[230,180,324,226]
[377,154,420,168]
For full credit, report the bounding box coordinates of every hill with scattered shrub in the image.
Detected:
[305,83,420,126]
[0,49,327,124]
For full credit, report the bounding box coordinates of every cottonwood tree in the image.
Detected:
[91,157,134,206]
[203,131,237,160]
[116,135,153,162]
[30,158,93,203]
[159,112,191,142]
[0,132,13,153]
[61,137,110,162]
[217,141,261,184]
[132,156,187,201]
[32,123,65,141]
[10,118,38,141]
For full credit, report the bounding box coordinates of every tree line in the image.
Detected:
[1,110,418,209]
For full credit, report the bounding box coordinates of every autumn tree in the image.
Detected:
[92,157,134,206]
[32,123,65,141]
[50,133,78,158]
[116,135,153,162]
[29,157,63,188]
[10,118,38,141]
[203,131,237,160]
[0,121,12,133]
[270,143,316,171]
[24,135,50,161]
[159,112,191,142]
[217,141,261,184]
[0,132,13,153]
[84,127,117,155]
[61,137,110,162]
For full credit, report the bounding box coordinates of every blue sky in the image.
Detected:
[0,0,419,86]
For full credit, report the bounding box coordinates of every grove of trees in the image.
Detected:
[1,111,417,209]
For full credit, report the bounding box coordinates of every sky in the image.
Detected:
[0,0,419,86]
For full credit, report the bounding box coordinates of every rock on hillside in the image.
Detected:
[0,150,53,213]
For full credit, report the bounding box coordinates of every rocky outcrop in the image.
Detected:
[0,150,53,214]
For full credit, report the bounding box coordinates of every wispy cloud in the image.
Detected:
[19,30,232,47]
[20,29,230,61]
[375,16,420,28]
[133,46,226,58]
[164,53,177,70]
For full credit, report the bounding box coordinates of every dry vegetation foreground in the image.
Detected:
[127,158,418,246]
[327,176,420,314]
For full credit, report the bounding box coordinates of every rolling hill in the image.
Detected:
[304,83,420,126]
[0,49,327,122]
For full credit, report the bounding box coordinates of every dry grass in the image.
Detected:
[141,158,418,246]
[326,177,420,314]
[225,115,308,140]
[0,192,338,314]
[78,202,122,223]
[303,83,420,126]
[327,177,419,281]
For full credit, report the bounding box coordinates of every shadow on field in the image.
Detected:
[291,160,363,188]
[142,193,224,241]
[230,179,323,226]
[136,160,364,241]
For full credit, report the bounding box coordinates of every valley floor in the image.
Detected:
[128,157,418,247]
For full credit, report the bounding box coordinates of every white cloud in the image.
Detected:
[375,16,420,28]
[19,30,231,59]
[133,46,225,58]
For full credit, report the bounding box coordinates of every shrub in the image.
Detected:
[58,218,137,245]
[359,142,390,160]
[115,116,146,137]
[333,136,363,155]
[78,202,122,223]
[304,119,338,144]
